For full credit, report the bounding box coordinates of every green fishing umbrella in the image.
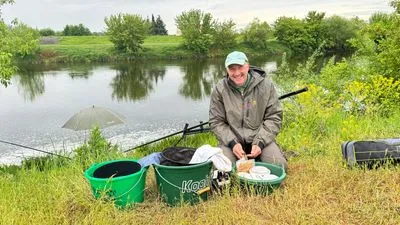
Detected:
[62,105,125,131]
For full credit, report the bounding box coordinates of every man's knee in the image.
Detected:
[260,142,288,171]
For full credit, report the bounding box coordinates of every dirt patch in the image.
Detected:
[40,37,59,45]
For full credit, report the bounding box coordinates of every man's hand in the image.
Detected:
[248,145,262,158]
[232,143,245,159]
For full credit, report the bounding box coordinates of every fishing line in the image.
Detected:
[0,139,71,160]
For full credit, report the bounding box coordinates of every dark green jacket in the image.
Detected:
[209,67,282,149]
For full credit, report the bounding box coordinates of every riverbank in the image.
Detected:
[31,35,288,63]
[1,91,400,224]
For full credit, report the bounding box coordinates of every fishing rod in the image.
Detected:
[278,87,309,100]
[0,139,71,160]
[124,86,308,152]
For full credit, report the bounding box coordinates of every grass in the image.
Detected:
[52,35,182,46]
[57,36,112,45]
[37,35,187,63]
[1,104,400,224]
[35,35,285,63]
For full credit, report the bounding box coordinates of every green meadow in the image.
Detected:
[37,35,284,63]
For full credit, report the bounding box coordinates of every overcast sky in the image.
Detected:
[2,0,393,34]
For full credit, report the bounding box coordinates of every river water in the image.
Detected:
[0,58,278,165]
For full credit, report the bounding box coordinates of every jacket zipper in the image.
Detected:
[241,92,245,128]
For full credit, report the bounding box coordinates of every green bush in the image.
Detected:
[2,20,39,57]
[340,75,400,116]
[0,18,39,85]
[74,127,121,169]
[351,9,400,79]
[211,19,237,50]
[322,16,362,53]
[242,18,271,50]
[0,52,15,86]
[105,13,150,54]
[318,57,353,95]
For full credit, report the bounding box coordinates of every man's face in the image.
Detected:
[227,64,250,86]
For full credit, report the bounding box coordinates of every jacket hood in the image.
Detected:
[249,66,266,78]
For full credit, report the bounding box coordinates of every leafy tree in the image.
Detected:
[5,20,39,57]
[150,14,156,34]
[154,15,168,35]
[242,18,271,49]
[322,16,362,52]
[366,12,392,45]
[351,8,400,79]
[39,28,55,36]
[211,19,236,50]
[274,12,360,56]
[304,11,326,50]
[369,12,392,24]
[104,13,150,54]
[0,23,14,85]
[0,52,15,86]
[1,0,39,86]
[62,24,91,36]
[0,0,14,85]
[149,14,167,35]
[175,9,214,54]
[274,16,313,55]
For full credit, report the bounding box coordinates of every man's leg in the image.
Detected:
[219,145,237,165]
[259,142,288,171]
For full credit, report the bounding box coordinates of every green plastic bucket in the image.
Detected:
[235,162,286,195]
[154,161,213,206]
[84,159,147,208]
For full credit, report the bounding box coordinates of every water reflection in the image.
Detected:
[68,64,94,79]
[178,59,227,100]
[179,59,209,100]
[110,60,221,102]
[8,58,277,103]
[15,67,45,101]
[110,62,166,102]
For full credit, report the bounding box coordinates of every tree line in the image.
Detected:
[104,9,363,56]
[2,1,400,85]
[38,14,168,37]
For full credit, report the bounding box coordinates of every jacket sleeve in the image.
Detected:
[253,82,282,148]
[209,85,238,147]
